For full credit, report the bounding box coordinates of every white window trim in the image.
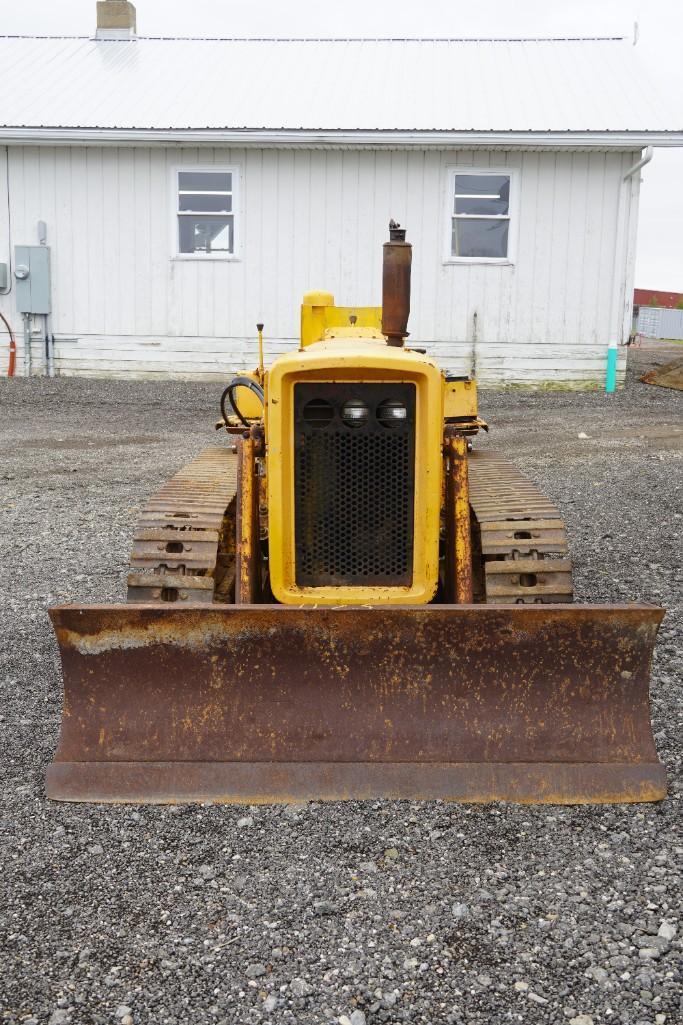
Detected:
[170,165,241,261]
[443,167,518,266]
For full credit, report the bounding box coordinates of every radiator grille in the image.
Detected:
[294,383,415,586]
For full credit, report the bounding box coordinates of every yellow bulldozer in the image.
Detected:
[47,224,666,805]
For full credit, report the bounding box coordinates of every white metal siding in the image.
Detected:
[0,145,636,386]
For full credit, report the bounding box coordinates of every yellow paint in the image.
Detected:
[444,378,478,418]
[232,370,263,420]
[266,336,444,605]
[322,326,386,341]
[301,291,383,348]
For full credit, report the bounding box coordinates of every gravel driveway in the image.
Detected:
[0,357,681,1025]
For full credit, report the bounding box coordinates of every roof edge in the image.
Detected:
[0,34,629,42]
[0,128,682,148]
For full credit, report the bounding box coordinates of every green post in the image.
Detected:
[605,346,618,393]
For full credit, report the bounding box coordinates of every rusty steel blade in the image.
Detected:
[47,603,666,805]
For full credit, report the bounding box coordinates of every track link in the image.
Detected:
[468,450,573,604]
[126,447,238,604]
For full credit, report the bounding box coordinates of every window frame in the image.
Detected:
[171,165,240,261]
[443,167,517,266]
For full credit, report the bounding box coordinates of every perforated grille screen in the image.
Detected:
[294,383,415,587]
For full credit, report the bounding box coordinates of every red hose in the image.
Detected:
[0,309,16,377]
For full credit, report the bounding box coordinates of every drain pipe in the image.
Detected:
[606,146,653,393]
[625,145,654,182]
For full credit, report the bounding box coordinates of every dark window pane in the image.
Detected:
[455,173,509,195]
[178,170,232,192]
[178,215,234,254]
[452,218,509,259]
[454,174,509,215]
[179,192,232,213]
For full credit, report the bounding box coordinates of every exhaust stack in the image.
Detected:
[382,220,412,347]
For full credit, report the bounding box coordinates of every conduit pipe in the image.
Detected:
[605,146,653,393]
[0,309,16,377]
[22,313,31,377]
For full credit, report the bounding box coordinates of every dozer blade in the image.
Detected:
[47,603,666,805]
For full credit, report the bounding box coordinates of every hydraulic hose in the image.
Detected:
[220,376,265,428]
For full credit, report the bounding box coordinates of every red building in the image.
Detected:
[633,288,683,309]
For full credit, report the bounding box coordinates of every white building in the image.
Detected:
[0,8,681,386]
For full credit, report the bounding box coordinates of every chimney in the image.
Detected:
[96,1,137,39]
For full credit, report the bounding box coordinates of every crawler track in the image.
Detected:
[126,446,238,604]
[468,450,573,604]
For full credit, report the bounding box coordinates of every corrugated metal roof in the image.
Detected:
[0,35,679,138]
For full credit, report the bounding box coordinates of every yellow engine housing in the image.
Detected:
[300,291,383,348]
[266,337,444,605]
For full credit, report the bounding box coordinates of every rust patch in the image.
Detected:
[46,761,666,806]
[47,603,665,804]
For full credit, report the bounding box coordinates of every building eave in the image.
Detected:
[0,127,682,148]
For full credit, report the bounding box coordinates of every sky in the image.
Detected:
[2,0,682,290]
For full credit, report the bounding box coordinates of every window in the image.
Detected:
[448,171,512,261]
[175,169,235,257]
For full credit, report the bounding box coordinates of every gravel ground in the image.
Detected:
[0,353,681,1025]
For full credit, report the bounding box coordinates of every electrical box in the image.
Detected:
[0,263,7,290]
[14,246,51,314]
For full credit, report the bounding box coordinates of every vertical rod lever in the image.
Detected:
[256,322,265,383]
